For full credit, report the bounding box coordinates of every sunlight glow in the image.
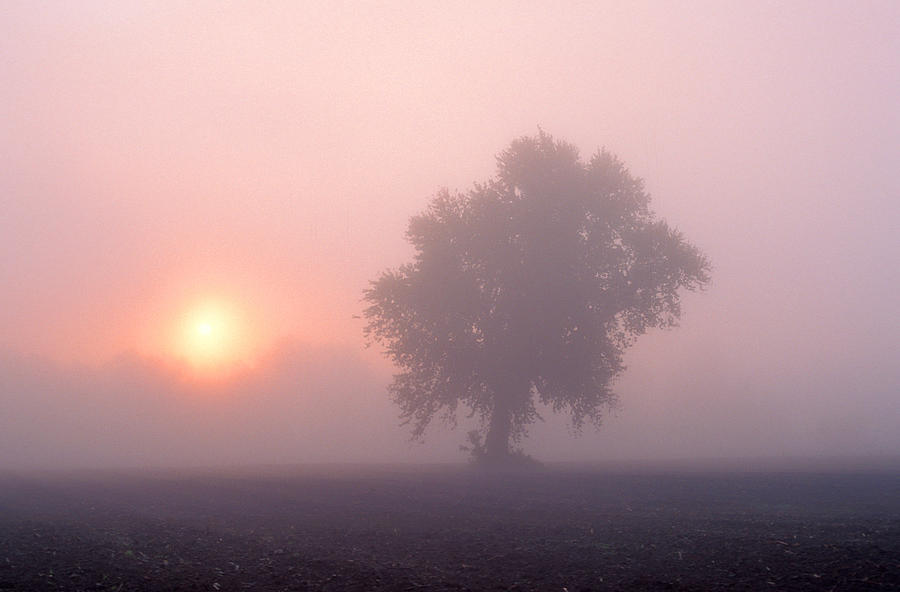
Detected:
[175,300,249,375]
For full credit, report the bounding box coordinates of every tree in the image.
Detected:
[363,131,710,463]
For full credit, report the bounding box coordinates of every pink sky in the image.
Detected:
[1,2,898,467]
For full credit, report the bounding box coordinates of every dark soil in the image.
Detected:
[0,465,897,591]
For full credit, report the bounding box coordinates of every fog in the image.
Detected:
[2,2,898,470]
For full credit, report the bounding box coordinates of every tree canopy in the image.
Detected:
[363,131,710,462]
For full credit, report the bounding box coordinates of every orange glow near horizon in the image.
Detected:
[172,299,256,377]
[115,265,355,381]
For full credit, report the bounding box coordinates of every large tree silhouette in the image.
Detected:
[364,131,710,462]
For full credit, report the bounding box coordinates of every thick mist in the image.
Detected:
[1,326,896,469]
[1,2,898,469]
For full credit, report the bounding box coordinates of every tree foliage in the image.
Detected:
[364,131,710,460]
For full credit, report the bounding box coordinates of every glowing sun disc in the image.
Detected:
[175,300,250,373]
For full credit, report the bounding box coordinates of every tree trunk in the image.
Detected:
[484,396,511,461]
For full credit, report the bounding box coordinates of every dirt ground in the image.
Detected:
[0,465,897,591]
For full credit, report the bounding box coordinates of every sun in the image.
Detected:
[175,300,249,375]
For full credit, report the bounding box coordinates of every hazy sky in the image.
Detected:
[2,1,898,468]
